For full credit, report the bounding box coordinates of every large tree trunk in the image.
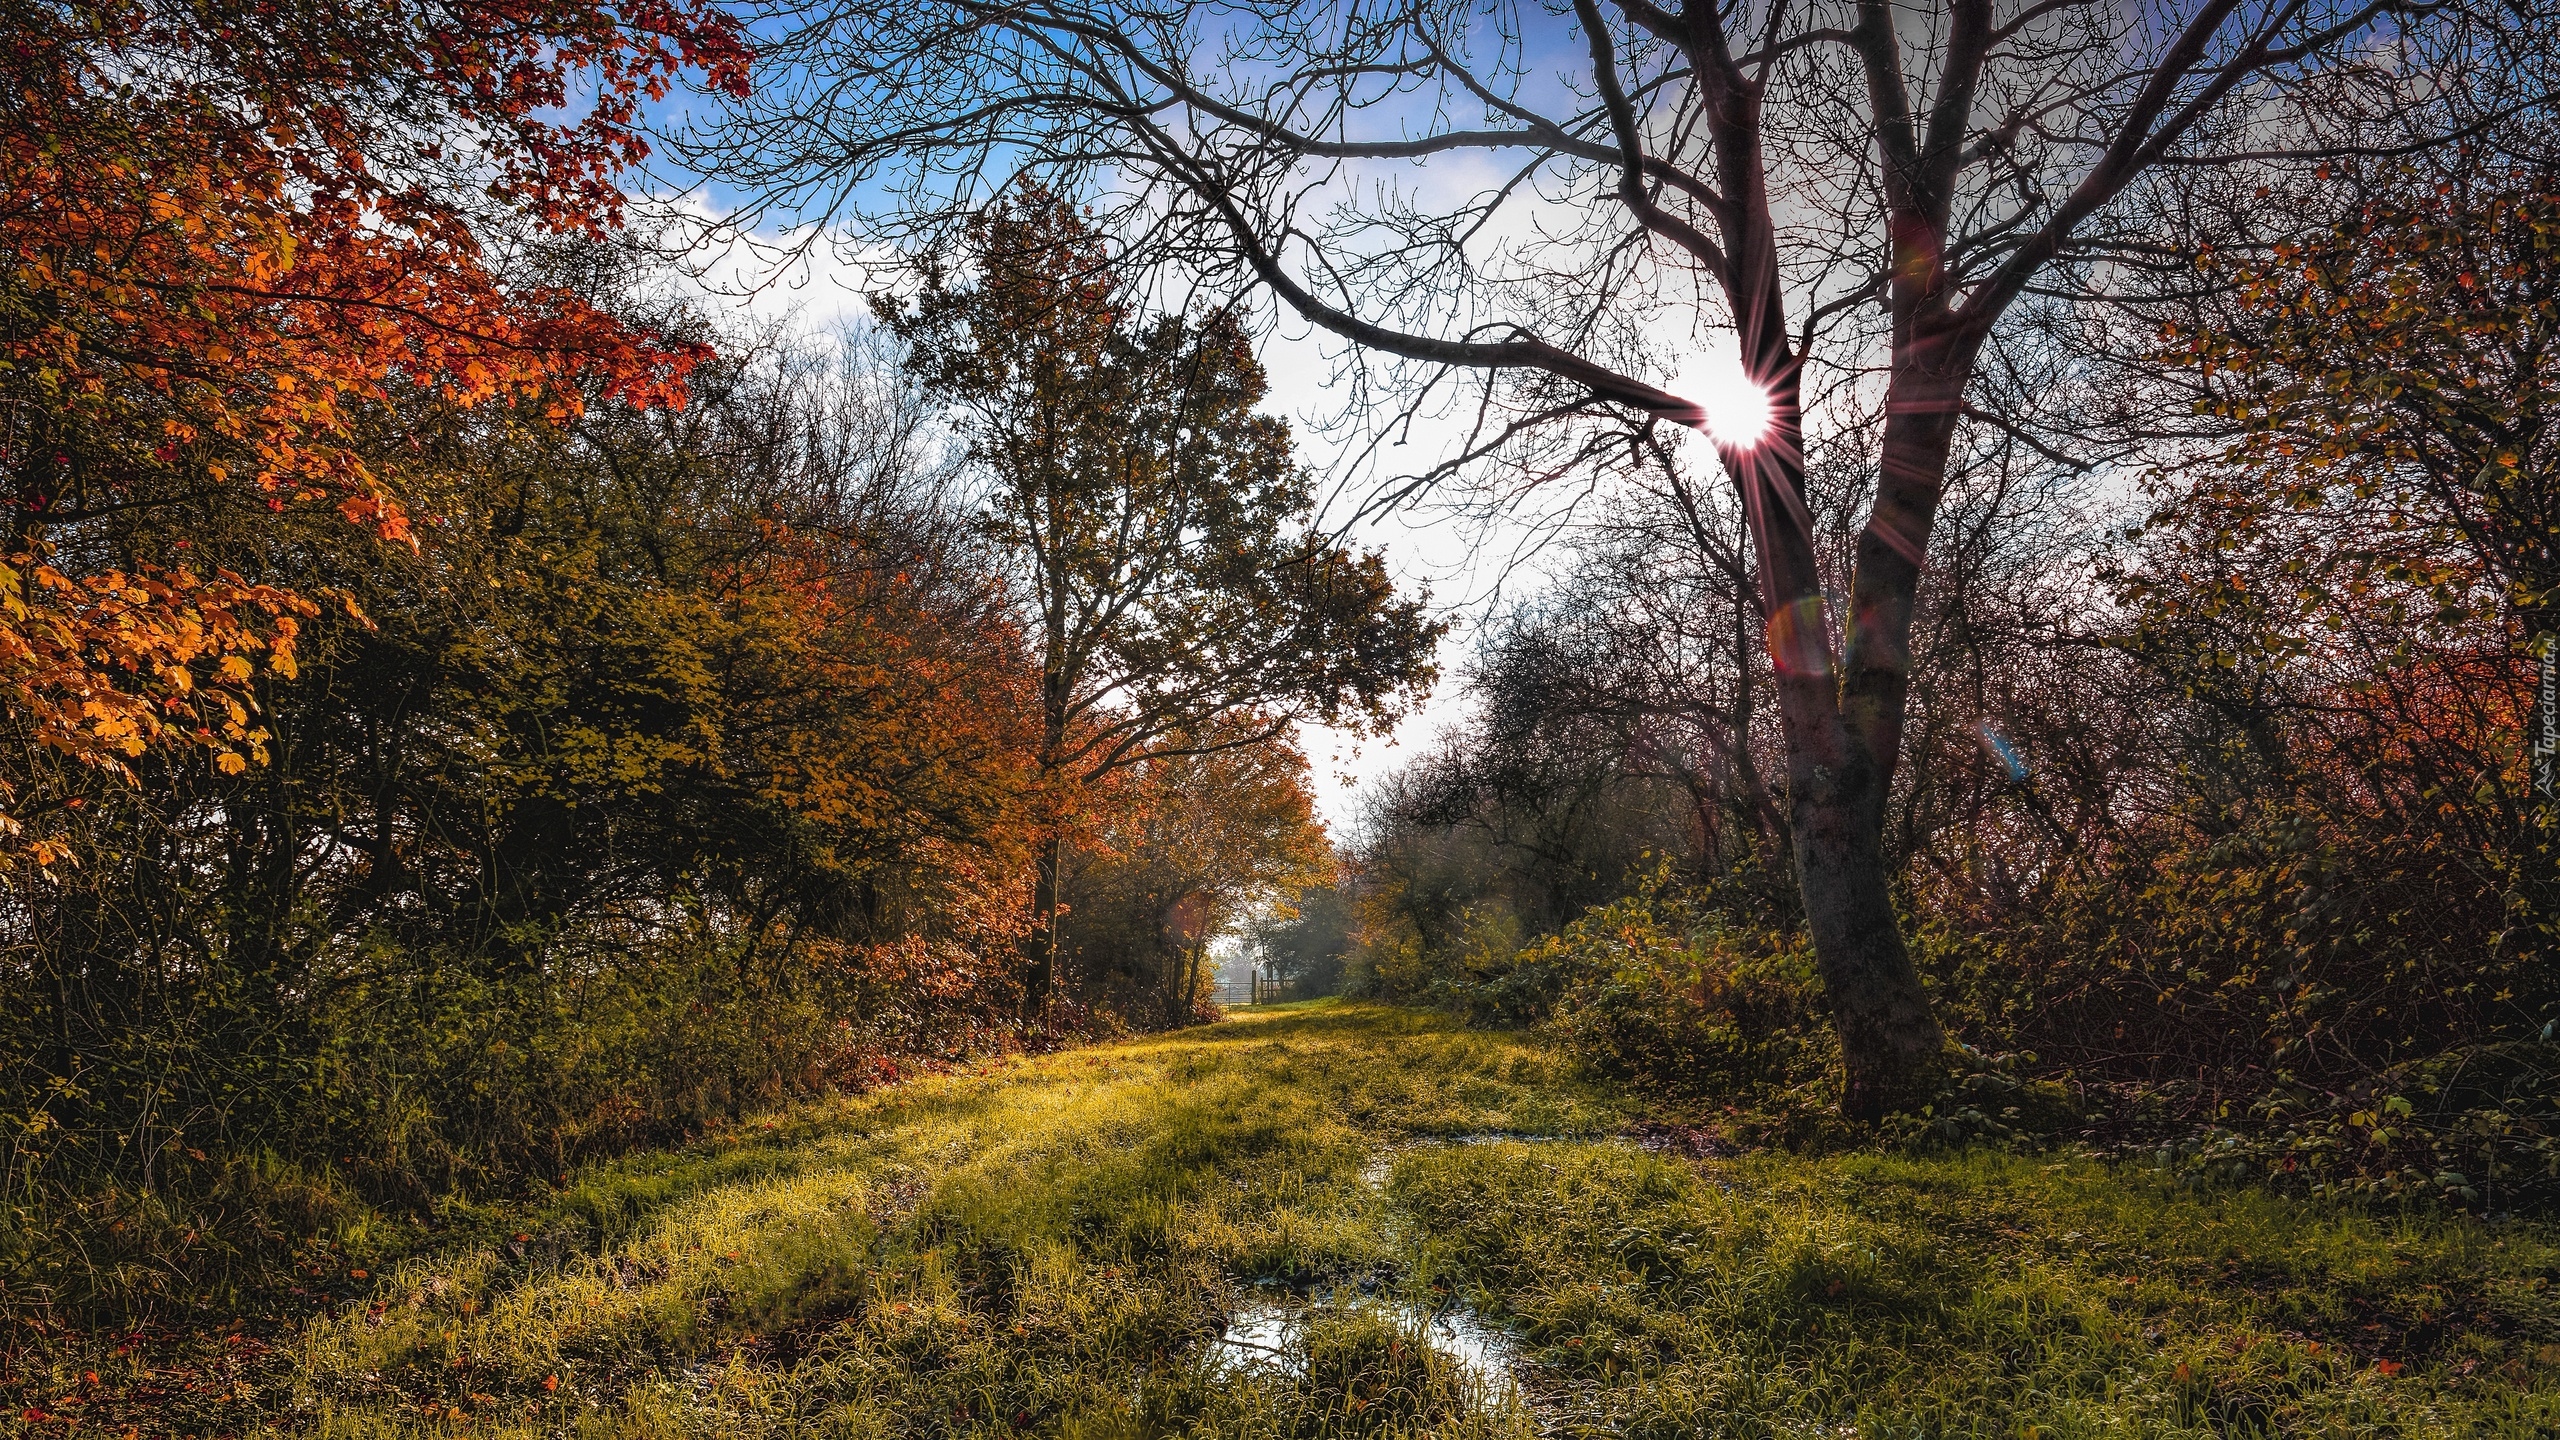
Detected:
[1731,355,1952,1122]
[1759,591,1950,1119]
[1821,350,1976,1118]
[1671,75,1947,1120]
[1789,757,1946,1121]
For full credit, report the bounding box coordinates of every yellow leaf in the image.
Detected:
[216,751,248,776]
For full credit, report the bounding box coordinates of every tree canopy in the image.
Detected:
[1,0,746,863]
[882,186,1441,1007]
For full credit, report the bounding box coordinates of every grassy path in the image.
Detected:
[223,1004,2560,1434]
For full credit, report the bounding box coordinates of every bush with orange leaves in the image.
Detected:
[0,0,746,862]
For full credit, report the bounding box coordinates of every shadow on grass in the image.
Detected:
[36,1003,2550,1438]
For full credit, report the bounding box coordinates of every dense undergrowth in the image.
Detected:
[12,1003,2554,1437]
[1377,866,2560,1213]
[0,932,1051,1332]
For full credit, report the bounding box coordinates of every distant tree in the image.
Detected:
[706,0,2454,1116]
[882,189,1440,1015]
[1248,877,1358,998]
[1463,557,1787,890]
[1335,450,1796,974]
[1068,725,1334,1019]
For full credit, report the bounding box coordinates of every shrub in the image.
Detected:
[2171,1041,2560,1212]
[1511,876,1836,1110]
[0,928,1027,1323]
[1902,1048,2086,1149]
[1912,794,2560,1206]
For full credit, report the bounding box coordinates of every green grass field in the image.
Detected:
[22,1002,2560,1437]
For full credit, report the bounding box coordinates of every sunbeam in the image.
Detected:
[1672,353,1774,449]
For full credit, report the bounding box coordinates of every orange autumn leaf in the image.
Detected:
[0,0,749,864]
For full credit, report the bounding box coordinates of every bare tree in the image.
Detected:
[694,0,2453,1115]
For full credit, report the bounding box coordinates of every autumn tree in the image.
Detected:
[2162,168,2557,754]
[0,0,747,866]
[703,0,2458,1114]
[881,189,1440,1015]
[2090,163,2560,1060]
[4,309,1046,1258]
[1066,724,1334,1020]
[395,321,1041,969]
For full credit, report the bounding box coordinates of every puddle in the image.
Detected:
[1410,1301,1523,1401]
[1206,1296,1304,1375]
[1206,1292,1526,1406]
[1271,1132,1618,1426]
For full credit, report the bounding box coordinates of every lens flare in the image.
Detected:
[1672,355,1774,449]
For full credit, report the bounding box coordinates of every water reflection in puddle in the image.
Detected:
[1219,1133,1614,1426]
[1412,1302,1524,1401]
[1207,1293,1526,1406]
[1207,1297,1301,1375]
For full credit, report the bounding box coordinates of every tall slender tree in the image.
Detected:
[882,189,1439,1015]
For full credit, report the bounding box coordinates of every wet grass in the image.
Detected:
[272,1004,1602,1438]
[1393,1143,2560,1436]
[16,1002,2560,1436]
